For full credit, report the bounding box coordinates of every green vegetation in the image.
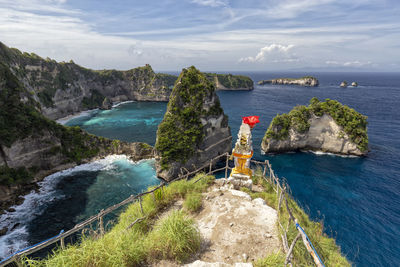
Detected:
[155,66,222,169]
[24,173,213,266]
[275,76,317,81]
[243,168,351,266]
[264,97,368,151]
[81,89,106,109]
[147,210,201,262]
[156,73,178,88]
[0,166,33,185]
[183,192,203,212]
[254,252,286,267]
[205,73,253,89]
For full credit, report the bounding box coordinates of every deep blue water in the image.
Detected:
[1,72,399,266]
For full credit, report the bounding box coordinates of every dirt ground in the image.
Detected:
[153,180,281,267]
[189,180,280,266]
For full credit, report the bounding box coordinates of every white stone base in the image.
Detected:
[227,176,253,190]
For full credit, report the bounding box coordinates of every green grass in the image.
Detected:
[146,210,201,263]
[254,251,286,267]
[183,192,203,212]
[243,168,351,266]
[23,173,214,266]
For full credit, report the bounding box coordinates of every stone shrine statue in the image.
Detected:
[228,116,259,189]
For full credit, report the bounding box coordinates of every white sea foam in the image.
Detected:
[56,109,98,125]
[112,100,135,108]
[0,155,143,260]
[306,150,358,158]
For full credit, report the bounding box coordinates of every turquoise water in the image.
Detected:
[1,72,399,266]
[0,156,160,259]
[64,101,167,145]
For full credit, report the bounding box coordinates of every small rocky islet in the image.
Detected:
[261,97,368,156]
[258,76,319,87]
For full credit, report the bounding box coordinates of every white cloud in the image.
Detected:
[325,60,372,67]
[239,44,296,63]
[191,0,228,7]
[343,60,372,67]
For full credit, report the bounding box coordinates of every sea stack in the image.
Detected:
[261,97,369,156]
[155,66,232,181]
[340,81,348,87]
[351,82,358,87]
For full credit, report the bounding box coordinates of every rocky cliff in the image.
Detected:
[258,76,319,87]
[0,42,254,120]
[0,61,154,213]
[0,42,177,120]
[204,73,254,90]
[155,66,232,181]
[261,98,368,156]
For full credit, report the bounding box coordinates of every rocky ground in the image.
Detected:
[154,179,280,267]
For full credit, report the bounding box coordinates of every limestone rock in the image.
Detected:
[155,66,231,181]
[340,81,348,87]
[261,98,368,156]
[351,82,358,87]
[258,76,319,87]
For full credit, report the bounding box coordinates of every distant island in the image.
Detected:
[258,76,319,87]
[205,73,253,90]
[261,97,368,156]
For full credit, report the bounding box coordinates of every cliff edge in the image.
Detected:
[258,76,319,87]
[261,98,368,156]
[155,66,231,181]
[0,62,154,213]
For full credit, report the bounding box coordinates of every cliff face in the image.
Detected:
[261,98,368,156]
[155,66,232,181]
[258,76,319,87]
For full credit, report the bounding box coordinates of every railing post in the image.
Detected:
[263,160,267,177]
[60,237,65,249]
[99,213,105,236]
[225,153,229,178]
[139,196,144,215]
[15,255,23,267]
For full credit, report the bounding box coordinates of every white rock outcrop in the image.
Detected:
[261,114,366,156]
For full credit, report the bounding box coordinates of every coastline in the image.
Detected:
[261,149,360,158]
[56,101,138,125]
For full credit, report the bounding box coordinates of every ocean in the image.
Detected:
[1,71,399,266]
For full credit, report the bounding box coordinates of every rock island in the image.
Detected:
[261,97,368,156]
[258,76,319,87]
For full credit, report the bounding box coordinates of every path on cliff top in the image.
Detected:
[189,180,280,266]
[156,180,280,267]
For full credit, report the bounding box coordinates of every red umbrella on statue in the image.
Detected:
[242,116,260,129]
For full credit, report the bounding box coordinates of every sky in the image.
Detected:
[0,0,399,72]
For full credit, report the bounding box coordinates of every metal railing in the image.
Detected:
[1,152,324,267]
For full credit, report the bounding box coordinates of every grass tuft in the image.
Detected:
[184,192,203,212]
[146,210,201,263]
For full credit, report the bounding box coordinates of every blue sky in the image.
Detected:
[0,0,399,71]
